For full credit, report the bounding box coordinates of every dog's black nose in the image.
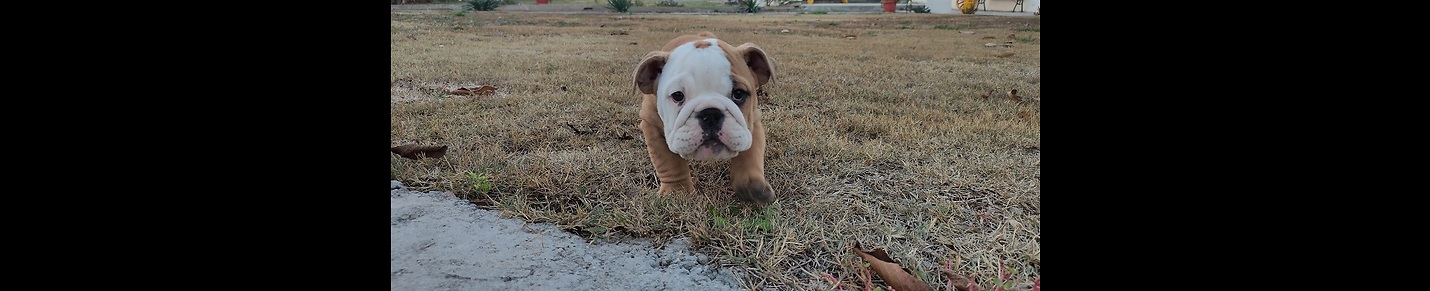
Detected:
[697,108,724,134]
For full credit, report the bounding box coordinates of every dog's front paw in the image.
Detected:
[657,180,696,195]
[734,180,774,206]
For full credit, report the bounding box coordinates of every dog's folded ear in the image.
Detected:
[633,51,670,95]
[734,43,776,88]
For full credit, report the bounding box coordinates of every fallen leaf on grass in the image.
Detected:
[1008,89,1022,102]
[994,51,1015,58]
[942,271,981,291]
[390,144,448,160]
[851,242,932,291]
[1017,111,1032,122]
[938,260,983,291]
[450,85,497,96]
[565,123,593,135]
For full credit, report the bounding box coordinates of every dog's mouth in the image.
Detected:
[700,137,724,148]
[681,140,733,161]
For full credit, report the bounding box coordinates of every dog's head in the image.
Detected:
[633,33,775,161]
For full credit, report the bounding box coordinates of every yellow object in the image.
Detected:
[957,0,977,13]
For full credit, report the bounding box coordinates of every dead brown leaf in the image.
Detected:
[1017,111,1032,122]
[851,242,932,291]
[451,85,497,96]
[1024,143,1040,152]
[941,270,982,291]
[1008,89,1022,102]
[391,144,448,160]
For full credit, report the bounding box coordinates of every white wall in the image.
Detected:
[926,0,953,14]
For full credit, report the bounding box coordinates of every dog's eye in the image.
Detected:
[731,89,748,102]
[671,91,684,102]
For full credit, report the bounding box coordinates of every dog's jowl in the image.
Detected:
[632,32,776,206]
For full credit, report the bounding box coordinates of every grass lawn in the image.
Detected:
[391,10,1040,290]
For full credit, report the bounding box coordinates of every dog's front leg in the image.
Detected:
[641,119,695,195]
[730,118,773,206]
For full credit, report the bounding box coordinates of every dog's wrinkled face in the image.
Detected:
[655,39,754,161]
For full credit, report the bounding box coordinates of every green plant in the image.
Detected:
[606,0,634,12]
[934,24,953,30]
[655,0,682,6]
[1013,26,1040,32]
[810,10,828,15]
[709,206,731,227]
[738,0,760,13]
[465,0,504,11]
[468,171,493,193]
[743,206,777,233]
[1016,35,1036,43]
[455,10,467,16]
[912,5,930,13]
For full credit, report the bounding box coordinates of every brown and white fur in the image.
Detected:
[632,32,776,205]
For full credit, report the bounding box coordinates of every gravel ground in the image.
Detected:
[390,181,746,290]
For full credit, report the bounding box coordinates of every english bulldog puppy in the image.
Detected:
[632,32,776,205]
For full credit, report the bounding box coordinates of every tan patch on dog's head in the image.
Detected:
[693,40,711,49]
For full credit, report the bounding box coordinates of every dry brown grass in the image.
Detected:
[391,10,1039,290]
